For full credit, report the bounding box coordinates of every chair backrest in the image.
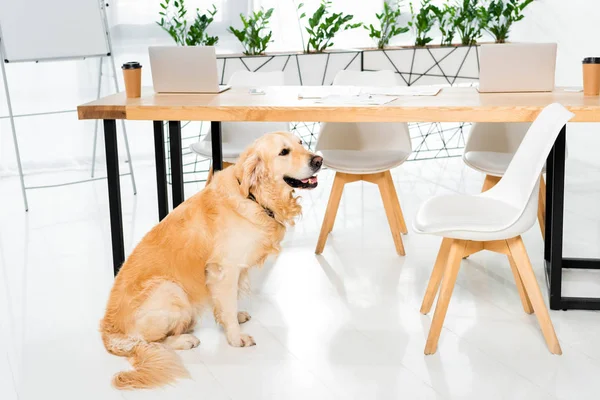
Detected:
[209,71,289,144]
[316,70,412,153]
[464,122,530,154]
[483,103,573,219]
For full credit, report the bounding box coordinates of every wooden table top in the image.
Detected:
[77,86,600,123]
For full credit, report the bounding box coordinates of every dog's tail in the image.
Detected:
[103,332,190,390]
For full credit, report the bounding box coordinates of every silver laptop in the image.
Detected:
[478,43,557,93]
[149,46,230,94]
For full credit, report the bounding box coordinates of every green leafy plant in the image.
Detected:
[298,0,362,53]
[228,7,274,55]
[453,0,485,45]
[481,0,534,43]
[292,0,307,51]
[157,0,218,46]
[432,3,457,46]
[408,0,436,47]
[365,1,409,49]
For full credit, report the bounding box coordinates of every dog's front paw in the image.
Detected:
[237,311,251,324]
[227,333,256,347]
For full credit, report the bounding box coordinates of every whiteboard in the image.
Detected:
[0,0,109,63]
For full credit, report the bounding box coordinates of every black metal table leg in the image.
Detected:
[546,125,566,310]
[211,121,223,171]
[543,125,600,311]
[168,121,184,208]
[103,119,125,276]
[153,121,168,220]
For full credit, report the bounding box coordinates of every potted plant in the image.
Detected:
[408,0,436,47]
[363,0,478,87]
[432,2,457,46]
[297,0,362,53]
[228,7,274,56]
[365,1,409,50]
[222,0,363,87]
[157,0,219,45]
[480,0,534,43]
[453,0,485,45]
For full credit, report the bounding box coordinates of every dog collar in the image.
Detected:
[247,192,275,219]
[237,179,275,219]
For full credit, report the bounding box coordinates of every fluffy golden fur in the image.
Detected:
[100,132,321,390]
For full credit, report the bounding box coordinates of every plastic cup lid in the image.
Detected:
[122,61,142,69]
[583,57,600,64]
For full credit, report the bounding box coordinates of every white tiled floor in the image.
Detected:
[2,156,600,400]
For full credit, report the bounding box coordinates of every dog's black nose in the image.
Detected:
[310,155,323,171]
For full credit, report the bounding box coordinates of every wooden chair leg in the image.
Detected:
[382,171,408,234]
[425,239,467,355]
[507,254,534,314]
[315,172,347,254]
[421,238,452,314]
[481,174,501,192]
[506,237,562,355]
[538,177,546,241]
[327,173,360,234]
[462,241,484,259]
[373,172,406,256]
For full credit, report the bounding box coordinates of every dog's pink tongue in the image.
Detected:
[300,176,318,184]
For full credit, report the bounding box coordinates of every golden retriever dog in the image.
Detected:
[100,132,322,390]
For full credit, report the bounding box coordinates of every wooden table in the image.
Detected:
[78,86,600,310]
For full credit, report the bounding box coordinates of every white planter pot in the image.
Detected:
[362,45,479,86]
[217,50,362,86]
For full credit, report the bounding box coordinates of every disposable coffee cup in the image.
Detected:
[582,57,600,96]
[122,61,142,98]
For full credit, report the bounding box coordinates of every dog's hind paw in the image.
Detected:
[237,311,251,324]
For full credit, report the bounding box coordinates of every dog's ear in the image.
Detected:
[239,153,265,196]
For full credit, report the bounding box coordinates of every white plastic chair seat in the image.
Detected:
[463,151,514,177]
[321,149,410,174]
[413,188,539,241]
[190,139,245,163]
[415,103,574,242]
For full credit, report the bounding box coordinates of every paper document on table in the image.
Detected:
[313,94,397,105]
[360,86,442,96]
[298,86,361,99]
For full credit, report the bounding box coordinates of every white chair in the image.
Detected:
[462,122,551,238]
[315,70,412,256]
[414,103,573,355]
[190,71,289,183]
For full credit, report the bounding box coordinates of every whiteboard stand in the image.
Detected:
[0,53,27,210]
[0,1,137,211]
[91,3,136,186]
